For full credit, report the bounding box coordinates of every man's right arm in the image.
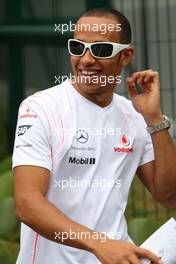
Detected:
[14,165,162,264]
[13,165,95,251]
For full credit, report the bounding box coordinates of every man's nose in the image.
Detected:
[80,48,96,65]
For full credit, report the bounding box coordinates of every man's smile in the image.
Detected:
[77,68,103,83]
[78,68,102,76]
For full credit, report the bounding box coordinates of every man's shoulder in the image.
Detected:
[22,80,70,109]
[28,80,68,101]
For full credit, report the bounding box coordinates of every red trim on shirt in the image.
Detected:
[32,233,39,264]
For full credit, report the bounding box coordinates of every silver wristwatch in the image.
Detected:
[146,115,171,134]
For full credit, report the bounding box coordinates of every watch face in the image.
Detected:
[163,115,171,124]
[147,115,171,134]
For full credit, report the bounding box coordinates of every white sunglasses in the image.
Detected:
[68,39,130,59]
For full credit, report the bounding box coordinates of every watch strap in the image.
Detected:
[146,115,171,134]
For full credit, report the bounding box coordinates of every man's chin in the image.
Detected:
[71,74,107,91]
[75,82,106,94]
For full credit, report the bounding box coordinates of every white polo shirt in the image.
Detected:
[13,79,154,264]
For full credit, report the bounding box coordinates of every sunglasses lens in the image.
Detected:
[92,43,113,58]
[69,40,84,56]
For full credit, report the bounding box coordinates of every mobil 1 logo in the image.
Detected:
[69,156,96,165]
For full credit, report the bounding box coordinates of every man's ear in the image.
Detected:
[118,47,134,67]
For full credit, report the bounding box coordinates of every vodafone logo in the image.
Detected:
[113,134,133,153]
[121,135,130,146]
[114,147,133,153]
[19,108,37,119]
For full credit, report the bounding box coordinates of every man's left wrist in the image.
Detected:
[146,114,171,135]
[143,113,163,126]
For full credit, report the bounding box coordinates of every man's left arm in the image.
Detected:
[126,70,176,209]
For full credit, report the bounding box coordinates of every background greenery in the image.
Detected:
[0,157,20,264]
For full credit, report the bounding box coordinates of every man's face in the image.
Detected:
[70,16,127,94]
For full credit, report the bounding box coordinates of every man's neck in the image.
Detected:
[72,83,115,108]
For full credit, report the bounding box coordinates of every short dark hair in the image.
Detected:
[79,8,131,44]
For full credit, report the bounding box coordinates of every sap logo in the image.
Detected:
[69,157,95,165]
[17,125,32,136]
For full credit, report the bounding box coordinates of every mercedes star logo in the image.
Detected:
[76,129,89,143]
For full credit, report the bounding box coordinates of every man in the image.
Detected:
[13,8,176,264]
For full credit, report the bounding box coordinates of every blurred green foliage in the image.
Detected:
[0,106,7,161]
[128,218,164,245]
[0,157,20,264]
[0,157,12,175]
[0,239,19,264]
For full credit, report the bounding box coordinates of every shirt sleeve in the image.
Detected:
[138,132,155,167]
[12,99,52,171]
